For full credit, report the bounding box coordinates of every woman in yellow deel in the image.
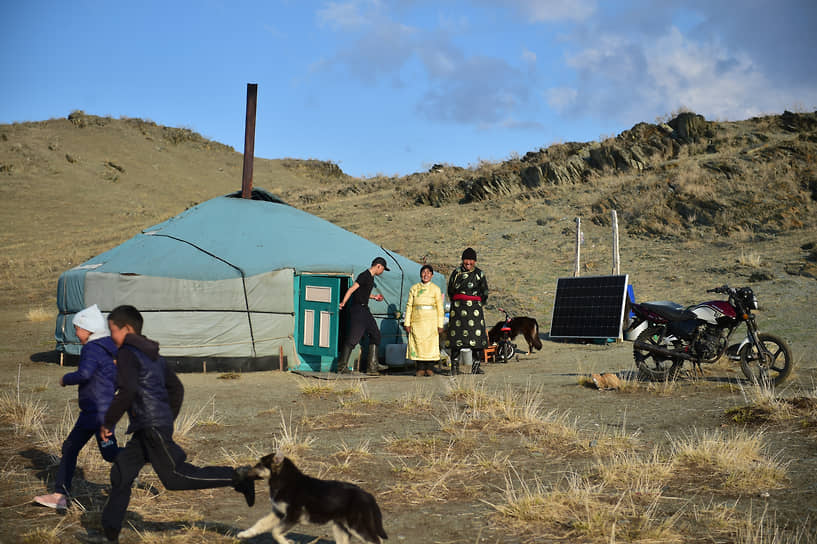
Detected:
[403,264,445,376]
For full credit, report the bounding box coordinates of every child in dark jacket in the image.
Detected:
[95,305,256,544]
[34,304,121,510]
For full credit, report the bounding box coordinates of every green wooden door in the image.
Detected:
[297,275,342,358]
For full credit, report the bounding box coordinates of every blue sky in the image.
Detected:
[2,1,816,178]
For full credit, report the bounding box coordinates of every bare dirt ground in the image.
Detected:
[2,115,817,543]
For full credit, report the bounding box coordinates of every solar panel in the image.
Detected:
[549,274,629,339]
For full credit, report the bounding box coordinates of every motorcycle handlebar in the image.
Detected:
[706,285,735,295]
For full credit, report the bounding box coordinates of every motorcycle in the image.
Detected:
[626,285,793,385]
[494,308,517,364]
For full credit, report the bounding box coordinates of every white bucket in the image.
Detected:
[385,343,408,367]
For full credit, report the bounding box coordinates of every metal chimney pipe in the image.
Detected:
[241,83,258,199]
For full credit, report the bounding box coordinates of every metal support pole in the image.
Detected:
[611,209,620,275]
[573,217,582,277]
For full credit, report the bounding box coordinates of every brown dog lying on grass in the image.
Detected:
[237,452,387,544]
[487,316,543,354]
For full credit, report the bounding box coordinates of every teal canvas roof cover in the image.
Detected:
[83,189,416,280]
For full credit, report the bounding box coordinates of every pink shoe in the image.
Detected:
[33,493,67,509]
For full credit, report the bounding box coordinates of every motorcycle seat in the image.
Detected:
[640,301,697,322]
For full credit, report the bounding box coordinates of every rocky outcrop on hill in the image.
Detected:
[412,114,706,205]
[410,111,817,239]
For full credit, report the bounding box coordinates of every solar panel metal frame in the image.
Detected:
[549,274,629,340]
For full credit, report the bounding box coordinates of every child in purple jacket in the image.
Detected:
[34,304,120,510]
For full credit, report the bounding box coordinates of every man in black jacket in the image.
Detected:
[95,305,256,543]
[337,256,391,375]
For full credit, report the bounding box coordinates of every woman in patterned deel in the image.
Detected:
[446,248,489,374]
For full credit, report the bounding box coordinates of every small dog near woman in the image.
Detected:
[237,452,387,544]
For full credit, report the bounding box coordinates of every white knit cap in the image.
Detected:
[72,304,109,340]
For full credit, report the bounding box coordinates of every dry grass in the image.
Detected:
[739,250,763,267]
[593,446,673,495]
[217,443,267,467]
[384,441,479,505]
[0,390,46,435]
[338,380,382,410]
[20,518,76,544]
[395,383,435,411]
[437,378,642,457]
[35,403,108,473]
[668,428,788,493]
[127,486,206,526]
[133,524,236,543]
[297,376,364,397]
[328,439,373,473]
[26,306,53,322]
[174,395,222,440]
[733,506,817,544]
[489,469,683,542]
[274,411,316,456]
[725,379,817,429]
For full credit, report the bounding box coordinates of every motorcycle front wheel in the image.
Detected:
[739,333,793,386]
[634,325,683,381]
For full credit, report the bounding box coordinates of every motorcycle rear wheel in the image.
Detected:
[739,333,793,386]
[634,325,683,381]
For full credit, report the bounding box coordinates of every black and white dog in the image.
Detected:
[237,452,388,544]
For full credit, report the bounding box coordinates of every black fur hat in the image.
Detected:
[461,247,477,261]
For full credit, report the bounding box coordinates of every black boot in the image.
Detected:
[366,344,387,375]
[83,527,120,543]
[336,344,353,374]
[471,358,484,374]
[232,466,256,507]
[450,350,460,375]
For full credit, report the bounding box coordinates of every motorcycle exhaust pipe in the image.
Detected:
[633,340,695,361]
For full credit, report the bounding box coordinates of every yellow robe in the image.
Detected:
[404,281,445,361]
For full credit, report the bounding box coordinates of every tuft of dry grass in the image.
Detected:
[274,411,315,456]
[0,391,46,435]
[218,443,267,467]
[593,446,673,495]
[384,441,478,505]
[328,439,373,472]
[133,524,236,543]
[489,469,682,542]
[396,383,435,411]
[26,306,53,322]
[668,428,788,493]
[738,250,763,267]
[174,395,222,439]
[338,380,381,409]
[297,376,365,397]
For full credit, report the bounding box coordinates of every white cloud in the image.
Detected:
[546,87,577,112]
[553,21,817,124]
[317,0,383,30]
[500,0,596,22]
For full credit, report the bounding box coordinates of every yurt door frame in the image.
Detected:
[297,275,342,359]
